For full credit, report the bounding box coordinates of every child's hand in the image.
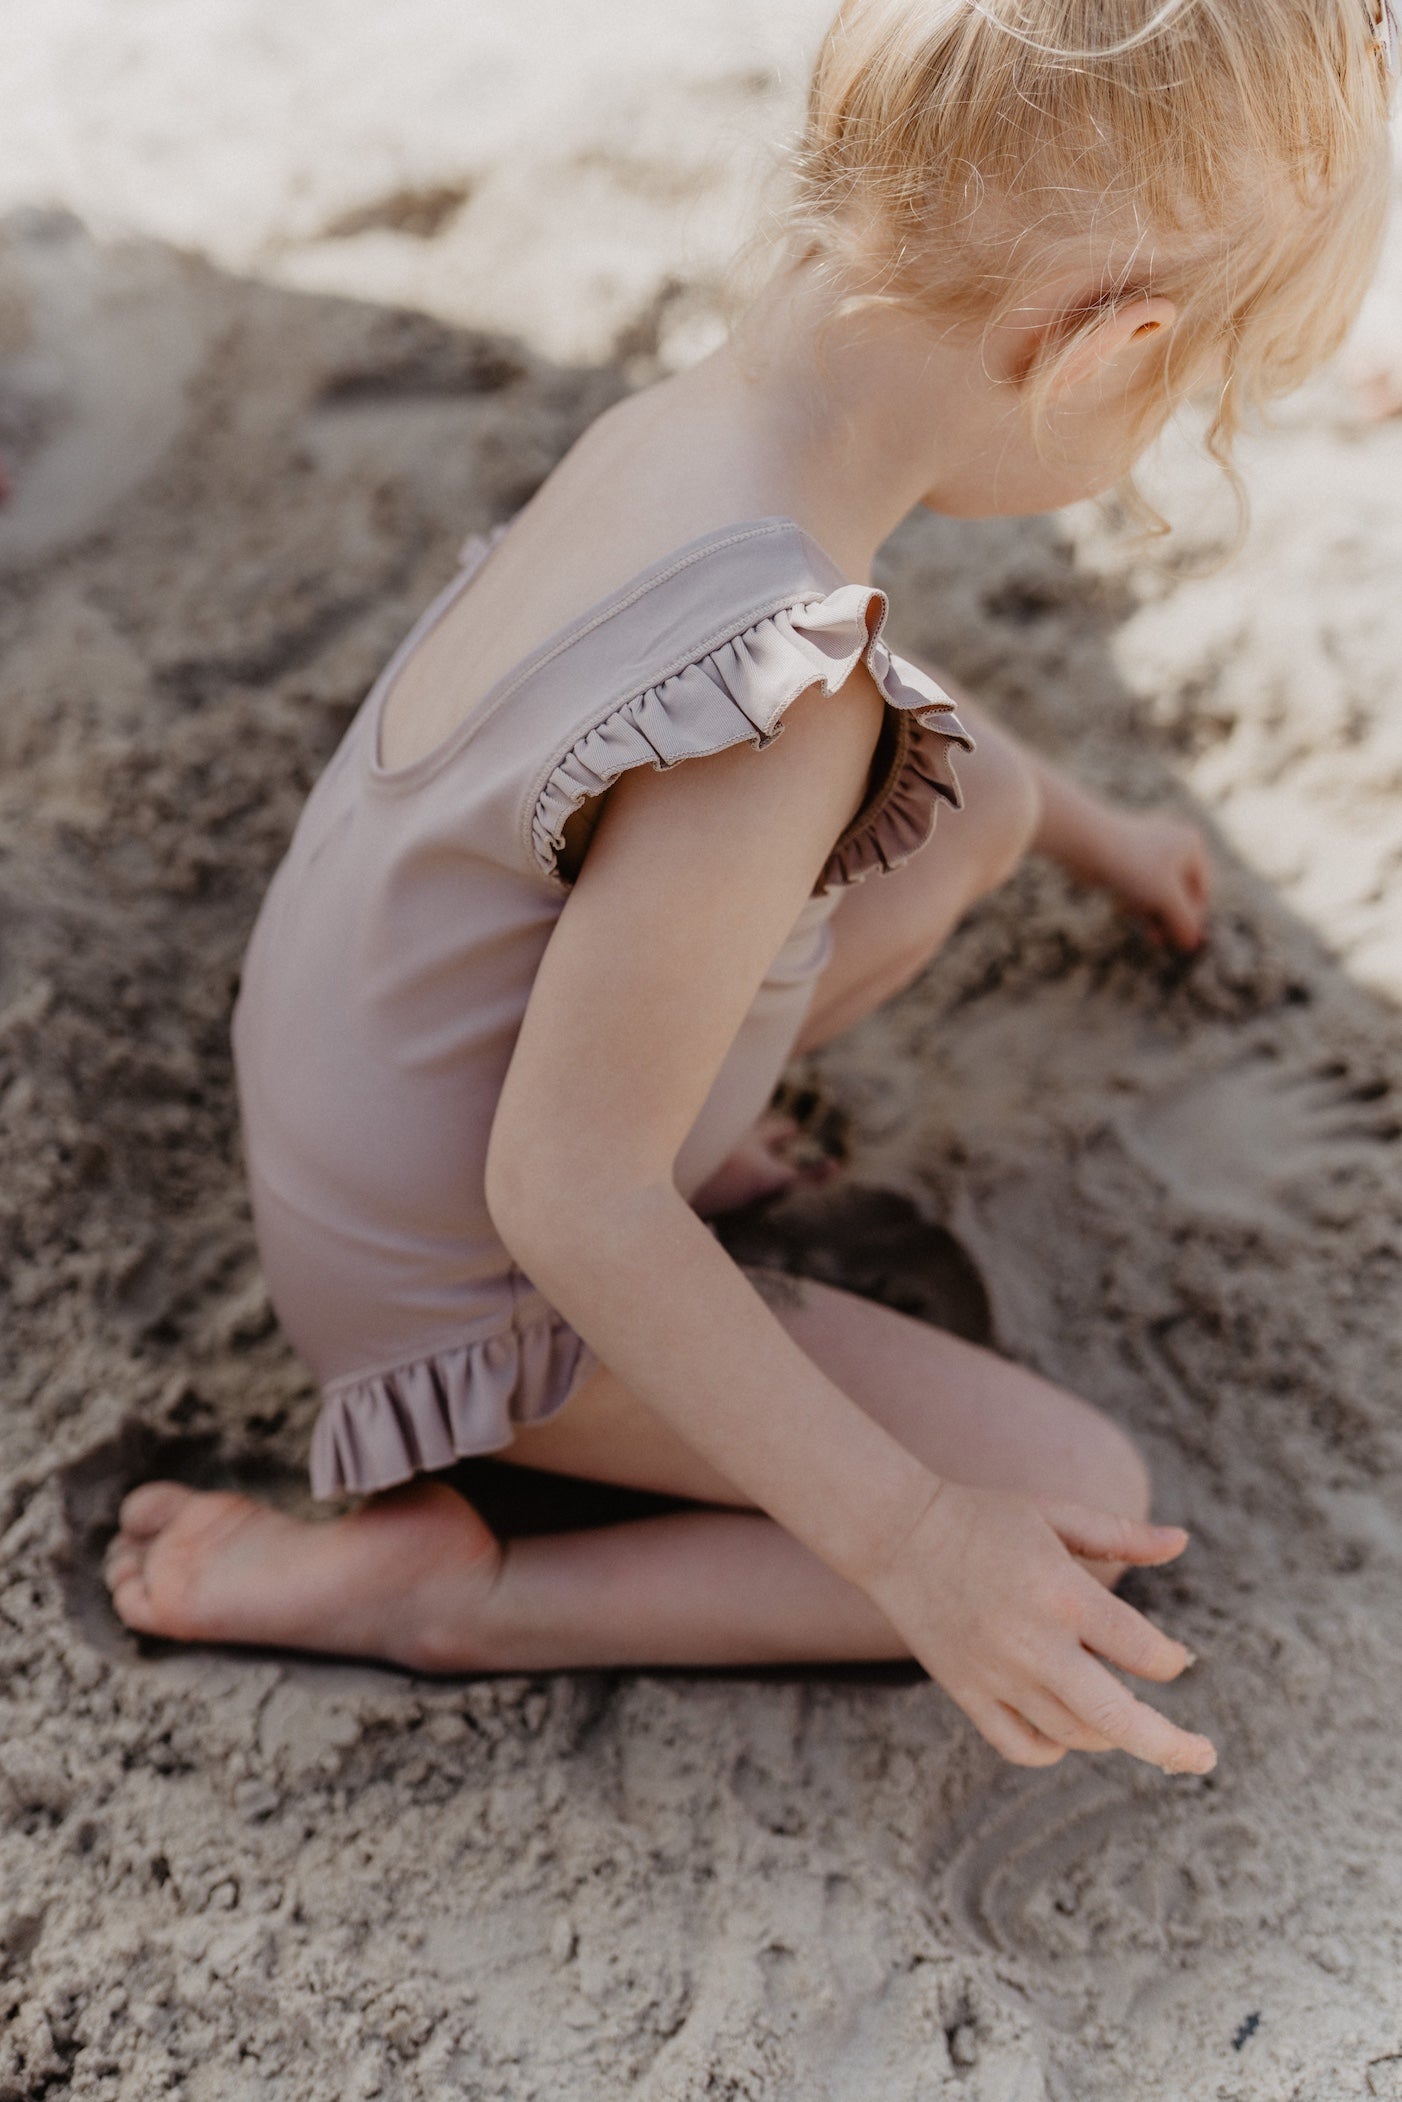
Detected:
[864,1482,1215,1774]
[1094,809,1212,951]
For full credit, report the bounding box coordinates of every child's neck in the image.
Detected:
[676,262,985,579]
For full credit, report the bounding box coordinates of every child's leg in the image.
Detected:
[105,1275,1144,1689]
[505,1276,1149,1527]
[105,1478,909,1674]
[690,701,1041,1210]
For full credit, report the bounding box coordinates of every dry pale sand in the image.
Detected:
[2,7,1402,2099]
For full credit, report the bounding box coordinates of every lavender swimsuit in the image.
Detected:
[230,515,973,1498]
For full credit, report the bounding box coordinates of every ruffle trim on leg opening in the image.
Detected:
[309,1315,595,1500]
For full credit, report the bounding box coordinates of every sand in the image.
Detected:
[2,7,1402,2097]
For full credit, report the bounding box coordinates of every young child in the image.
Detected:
[104,0,1393,1775]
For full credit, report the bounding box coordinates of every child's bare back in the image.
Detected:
[377,374,807,774]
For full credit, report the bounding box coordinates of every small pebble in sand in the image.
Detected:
[1232,2010,1261,2050]
[947,2021,980,2069]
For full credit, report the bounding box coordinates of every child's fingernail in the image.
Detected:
[1163,1746,1215,1776]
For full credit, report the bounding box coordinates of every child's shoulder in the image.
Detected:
[376,383,796,776]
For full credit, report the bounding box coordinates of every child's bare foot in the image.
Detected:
[103,1479,502,1672]
[690,1109,840,1217]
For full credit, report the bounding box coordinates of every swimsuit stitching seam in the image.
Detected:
[480,523,789,738]
[369,519,800,792]
[320,1309,561,1398]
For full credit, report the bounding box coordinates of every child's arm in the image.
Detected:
[486,671,1214,1776]
[950,693,1211,951]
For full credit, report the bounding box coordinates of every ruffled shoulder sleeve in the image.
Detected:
[528,581,974,896]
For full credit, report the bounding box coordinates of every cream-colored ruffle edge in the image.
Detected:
[530,580,975,895]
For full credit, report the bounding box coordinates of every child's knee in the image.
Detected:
[1089,1416,1154,1525]
[1071,1419,1153,1592]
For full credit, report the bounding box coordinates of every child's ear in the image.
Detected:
[1044,296,1178,394]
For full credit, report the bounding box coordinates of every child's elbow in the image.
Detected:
[486,1109,665,1272]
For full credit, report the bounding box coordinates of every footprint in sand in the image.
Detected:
[1118,1053,1399,1231]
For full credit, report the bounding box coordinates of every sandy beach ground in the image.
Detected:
[2,6,1402,2097]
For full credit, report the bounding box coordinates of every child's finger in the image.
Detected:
[1038,1502,1189,1565]
[1054,1652,1217,1775]
[1013,1684,1117,1753]
[1077,1581,1196,1683]
[966,1694,1067,1768]
[1160,881,1204,950]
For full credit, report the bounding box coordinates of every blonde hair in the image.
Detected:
[732,0,1393,527]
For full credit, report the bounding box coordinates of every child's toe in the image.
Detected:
[103,1537,143,1591]
[117,1480,197,1538]
[109,1570,160,1634]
